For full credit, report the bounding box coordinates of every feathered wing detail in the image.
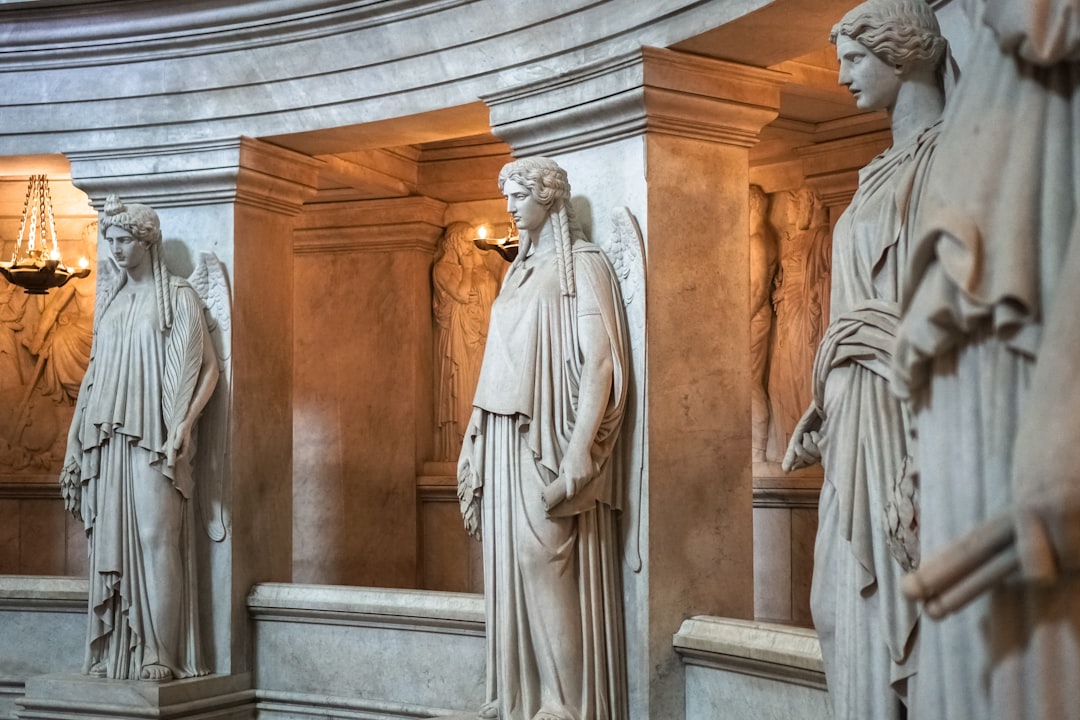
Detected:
[597,207,647,573]
[189,252,232,542]
[162,285,205,469]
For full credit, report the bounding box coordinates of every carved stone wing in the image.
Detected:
[189,252,232,543]
[598,206,647,573]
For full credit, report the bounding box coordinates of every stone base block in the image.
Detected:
[17,672,254,720]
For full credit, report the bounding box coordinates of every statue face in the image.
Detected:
[836,34,901,112]
[503,179,548,235]
[105,225,149,272]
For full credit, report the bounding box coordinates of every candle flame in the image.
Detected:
[477,225,488,240]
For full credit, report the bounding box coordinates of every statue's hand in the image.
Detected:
[169,420,194,462]
[1014,478,1080,583]
[556,445,595,504]
[782,406,824,472]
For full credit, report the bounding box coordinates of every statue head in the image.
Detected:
[498,157,572,215]
[497,157,584,297]
[436,221,474,263]
[831,0,946,72]
[97,194,176,331]
[100,194,162,249]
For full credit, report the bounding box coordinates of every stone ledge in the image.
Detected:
[0,576,87,612]
[673,616,826,689]
[256,689,459,720]
[247,583,484,634]
[18,672,254,720]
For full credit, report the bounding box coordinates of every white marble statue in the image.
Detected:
[783,1,948,717]
[433,221,499,461]
[894,0,1080,717]
[457,157,629,720]
[749,185,778,463]
[60,195,222,682]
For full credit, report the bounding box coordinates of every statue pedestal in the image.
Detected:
[17,673,253,720]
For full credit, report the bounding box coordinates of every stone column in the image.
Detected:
[485,47,786,720]
[18,137,321,719]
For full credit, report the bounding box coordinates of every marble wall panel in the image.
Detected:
[293,246,432,587]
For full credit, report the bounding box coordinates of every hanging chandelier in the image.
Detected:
[0,174,91,294]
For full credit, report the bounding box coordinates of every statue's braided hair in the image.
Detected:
[99,194,174,331]
[498,157,586,297]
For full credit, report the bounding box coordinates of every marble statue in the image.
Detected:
[783,1,948,717]
[60,195,222,682]
[458,157,630,720]
[433,221,499,461]
[894,1,1080,717]
[767,186,831,457]
[749,185,778,463]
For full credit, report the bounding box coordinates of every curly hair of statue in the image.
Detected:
[831,0,947,71]
[498,157,586,297]
[99,194,176,332]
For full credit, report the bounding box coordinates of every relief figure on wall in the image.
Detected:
[0,224,95,473]
[458,157,630,720]
[60,196,222,682]
[433,221,499,461]
[767,185,832,457]
[895,1,1080,717]
[749,185,778,463]
[783,1,948,717]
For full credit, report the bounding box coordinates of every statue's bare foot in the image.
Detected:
[479,700,499,719]
[88,662,107,678]
[139,664,173,682]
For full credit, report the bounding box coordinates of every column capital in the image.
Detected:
[484,47,788,157]
[67,136,323,214]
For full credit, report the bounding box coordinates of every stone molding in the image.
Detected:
[0,477,60,499]
[255,689,457,720]
[17,673,255,720]
[66,137,323,214]
[485,47,788,156]
[0,1,781,156]
[293,196,446,254]
[247,582,484,635]
[673,616,826,690]
[0,576,87,613]
[752,464,824,509]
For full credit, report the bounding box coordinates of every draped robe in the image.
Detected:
[809,123,939,719]
[894,1,1080,717]
[460,240,629,720]
[70,277,212,680]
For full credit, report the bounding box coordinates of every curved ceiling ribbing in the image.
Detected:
[0,0,787,155]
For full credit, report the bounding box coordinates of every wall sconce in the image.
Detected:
[473,220,519,262]
[0,174,91,294]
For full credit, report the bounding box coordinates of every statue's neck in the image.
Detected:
[889,73,944,148]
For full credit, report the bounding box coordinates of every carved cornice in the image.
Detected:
[294,195,446,254]
[67,137,322,214]
[485,47,788,156]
